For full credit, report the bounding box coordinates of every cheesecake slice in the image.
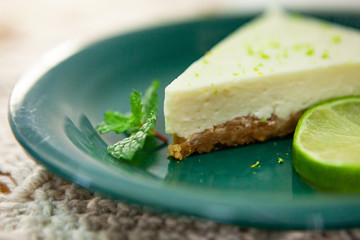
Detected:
[164,10,360,160]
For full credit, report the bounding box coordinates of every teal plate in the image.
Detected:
[9,12,360,230]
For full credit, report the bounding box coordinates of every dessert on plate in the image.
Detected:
[164,9,360,160]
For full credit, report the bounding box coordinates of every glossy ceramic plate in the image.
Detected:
[9,12,360,230]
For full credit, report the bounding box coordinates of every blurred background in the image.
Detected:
[0,0,359,80]
[1,0,359,88]
[1,0,359,136]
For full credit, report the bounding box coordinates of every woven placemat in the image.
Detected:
[1,1,360,239]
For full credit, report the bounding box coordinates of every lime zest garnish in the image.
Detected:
[332,35,342,43]
[306,48,315,56]
[322,50,330,59]
[251,161,260,168]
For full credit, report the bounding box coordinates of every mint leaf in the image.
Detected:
[96,81,167,161]
[96,111,132,134]
[107,112,156,160]
[142,80,159,122]
[107,131,147,160]
[130,90,143,126]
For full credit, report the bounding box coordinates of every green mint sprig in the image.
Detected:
[96,81,168,160]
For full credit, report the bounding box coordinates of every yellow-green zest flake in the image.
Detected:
[322,50,330,59]
[332,35,342,43]
[306,48,315,56]
[260,52,270,59]
[247,46,254,55]
[251,161,260,168]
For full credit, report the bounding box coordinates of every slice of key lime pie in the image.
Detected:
[164,10,360,160]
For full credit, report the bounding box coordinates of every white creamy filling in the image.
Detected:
[164,10,360,138]
[165,63,360,138]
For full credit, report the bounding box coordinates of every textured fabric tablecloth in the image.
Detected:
[1,1,360,239]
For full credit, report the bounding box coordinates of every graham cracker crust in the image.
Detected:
[168,111,304,160]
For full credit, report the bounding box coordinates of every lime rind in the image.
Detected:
[292,96,360,192]
[292,143,360,192]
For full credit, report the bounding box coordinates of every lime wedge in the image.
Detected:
[292,96,360,192]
